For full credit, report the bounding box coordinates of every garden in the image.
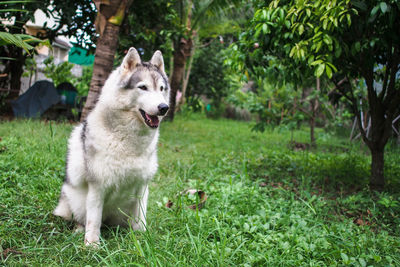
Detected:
[1,0,400,266]
[0,116,399,265]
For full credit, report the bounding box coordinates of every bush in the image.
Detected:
[43,56,76,87]
[43,56,92,97]
[186,41,230,115]
[75,66,92,97]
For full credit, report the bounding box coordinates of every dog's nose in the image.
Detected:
[158,103,169,115]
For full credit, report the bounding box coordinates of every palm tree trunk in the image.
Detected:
[80,0,132,121]
[80,23,120,121]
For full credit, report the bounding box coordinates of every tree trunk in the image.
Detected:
[8,46,25,96]
[310,77,320,147]
[176,44,196,110]
[167,38,193,121]
[370,146,385,190]
[80,23,120,121]
[310,116,316,146]
[80,0,132,121]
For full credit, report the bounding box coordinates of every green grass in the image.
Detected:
[0,114,399,266]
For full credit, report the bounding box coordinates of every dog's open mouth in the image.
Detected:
[139,109,159,128]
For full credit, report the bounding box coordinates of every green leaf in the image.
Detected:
[262,24,268,34]
[279,8,284,20]
[359,258,367,267]
[289,46,296,57]
[335,46,342,58]
[355,41,361,52]
[326,62,338,72]
[371,5,380,16]
[323,19,328,29]
[310,59,323,66]
[380,2,388,13]
[0,32,36,53]
[298,24,304,35]
[300,48,305,58]
[346,14,351,26]
[307,55,315,64]
[315,63,325,77]
[262,9,267,19]
[325,64,332,78]
[341,253,349,263]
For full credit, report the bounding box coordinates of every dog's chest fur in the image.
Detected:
[85,113,159,189]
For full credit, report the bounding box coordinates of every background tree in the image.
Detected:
[80,0,133,121]
[229,0,400,189]
[226,47,333,146]
[116,0,177,70]
[166,0,243,121]
[51,0,97,50]
[0,0,96,96]
[181,39,236,117]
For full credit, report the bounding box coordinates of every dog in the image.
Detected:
[53,47,170,246]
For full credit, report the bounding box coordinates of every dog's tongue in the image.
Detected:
[145,113,159,127]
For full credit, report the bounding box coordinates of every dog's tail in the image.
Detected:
[53,193,73,221]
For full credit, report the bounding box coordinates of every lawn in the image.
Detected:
[0,114,399,266]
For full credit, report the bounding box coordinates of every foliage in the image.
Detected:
[22,56,37,78]
[0,1,46,53]
[75,66,93,97]
[42,56,92,96]
[0,32,42,56]
[116,0,177,69]
[0,0,96,93]
[228,80,298,130]
[43,56,76,88]
[0,115,399,265]
[50,0,97,50]
[186,41,229,114]
[227,0,400,187]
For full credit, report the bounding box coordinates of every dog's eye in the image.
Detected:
[138,85,147,91]
[160,85,164,91]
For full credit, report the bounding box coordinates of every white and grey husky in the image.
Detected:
[53,47,170,246]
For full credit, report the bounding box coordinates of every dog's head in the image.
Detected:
[103,47,170,129]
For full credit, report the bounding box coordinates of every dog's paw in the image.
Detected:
[84,233,100,248]
[130,221,146,232]
[74,223,84,233]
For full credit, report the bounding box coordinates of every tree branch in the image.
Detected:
[347,76,372,146]
[298,106,312,117]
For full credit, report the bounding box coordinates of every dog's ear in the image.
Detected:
[121,47,141,73]
[150,50,165,74]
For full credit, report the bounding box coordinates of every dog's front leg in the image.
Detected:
[85,183,104,247]
[130,184,149,231]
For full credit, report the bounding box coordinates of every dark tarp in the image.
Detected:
[11,80,60,118]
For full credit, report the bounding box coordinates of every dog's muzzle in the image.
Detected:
[139,109,159,128]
